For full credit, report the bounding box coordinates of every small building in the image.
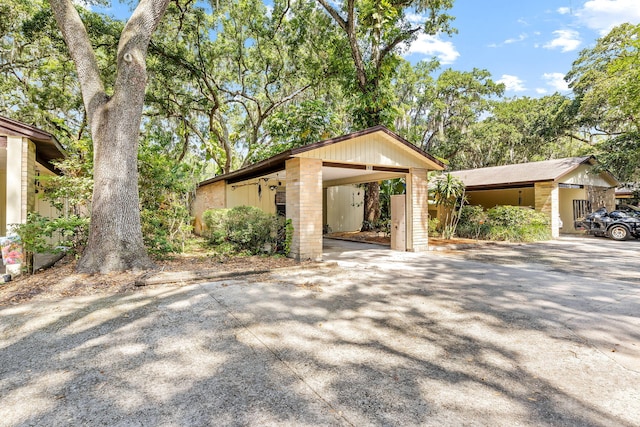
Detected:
[193,126,444,260]
[1,116,65,274]
[449,156,619,237]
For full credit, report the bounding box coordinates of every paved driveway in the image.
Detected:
[1,238,638,426]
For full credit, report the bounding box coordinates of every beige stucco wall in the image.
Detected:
[226,180,279,214]
[466,188,535,209]
[558,187,587,233]
[326,185,364,232]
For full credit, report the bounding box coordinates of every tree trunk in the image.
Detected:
[361,181,381,231]
[76,103,153,273]
[50,0,170,273]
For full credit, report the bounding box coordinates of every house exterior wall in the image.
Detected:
[226,180,278,214]
[6,137,35,228]
[295,134,434,168]
[286,157,322,260]
[326,185,364,232]
[535,181,560,238]
[558,187,587,233]
[466,188,535,209]
[561,164,617,187]
[192,180,226,235]
[406,168,429,251]
[0,162,5,236]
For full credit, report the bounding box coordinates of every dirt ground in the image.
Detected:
[0,253,298,307]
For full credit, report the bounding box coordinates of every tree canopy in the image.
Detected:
[1,2,638,273]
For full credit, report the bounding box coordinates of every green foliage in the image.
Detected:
[11,212,89,273]
[430,172,466,238]
[379,178,405,221]
[455,205,489,240]
[202,206,290,255]
[566,23,640,181]
[138,141,197,257]
[251,100,340,163]
[428,217,440,237]
[456,205,551,242]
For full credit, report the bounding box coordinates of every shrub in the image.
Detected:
[202,206,291,255]
[456,205,551,242]
[11,212,89,273]
[456,205,489,239]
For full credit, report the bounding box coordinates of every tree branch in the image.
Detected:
[49,0,107,119]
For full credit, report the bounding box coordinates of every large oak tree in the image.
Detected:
[50,0,170,273]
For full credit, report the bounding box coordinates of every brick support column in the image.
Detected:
[535,181,560,238]
[406,168,429,251]
[286,157,323,261]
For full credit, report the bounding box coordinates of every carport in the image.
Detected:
[193,126,444,260]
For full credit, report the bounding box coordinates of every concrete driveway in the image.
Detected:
[1,238,638,426]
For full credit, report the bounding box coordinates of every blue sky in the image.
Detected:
[93,0,640,98]
[405,0,640,97]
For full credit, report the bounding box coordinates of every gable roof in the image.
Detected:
[450,156,618,190]
[0,116,65,171]
[200,125,444,186]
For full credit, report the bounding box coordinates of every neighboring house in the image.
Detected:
[193,126,444,260]
[449,156,620,238]
[615,187,636,206]
[1,116,65,274]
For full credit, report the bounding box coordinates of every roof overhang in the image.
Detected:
[199,126,444,187]
[0,116,66,173]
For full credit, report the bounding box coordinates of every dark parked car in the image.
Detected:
[575,208,640,241]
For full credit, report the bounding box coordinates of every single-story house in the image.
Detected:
[1,115,65,275]
[193,126,445,260]
[449,156,620,237]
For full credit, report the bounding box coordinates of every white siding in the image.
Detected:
[326,185,364,232]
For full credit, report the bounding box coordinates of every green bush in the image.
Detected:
[456,205,489,239]
[11,212,89,273]
[202,206,291,255]
[456,205,551,242]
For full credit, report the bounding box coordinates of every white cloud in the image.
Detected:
[406,34,460,64]
[576,0,640,34]
[536,88,548,94]
[557,7,571,15]
[406,13,426,26]
[504,33,528,44]
[542,72,570,91]
[543,29,581,52]
[497,75,527,92]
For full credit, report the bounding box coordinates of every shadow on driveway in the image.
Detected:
[0,238,638,426]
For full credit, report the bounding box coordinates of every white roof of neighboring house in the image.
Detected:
[449,156,619,189]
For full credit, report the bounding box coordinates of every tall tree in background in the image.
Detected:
[394,60,504,167]
[566,23,640,182]
[317,0,455,229]
[50,0,170,273]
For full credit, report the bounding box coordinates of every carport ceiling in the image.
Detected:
[261,165,406,186]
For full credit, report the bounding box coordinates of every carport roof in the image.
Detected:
[199,125,444,186]
[450,156,619,190]
[0,115,65,172]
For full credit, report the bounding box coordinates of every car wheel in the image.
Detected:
[608,224,630,241]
